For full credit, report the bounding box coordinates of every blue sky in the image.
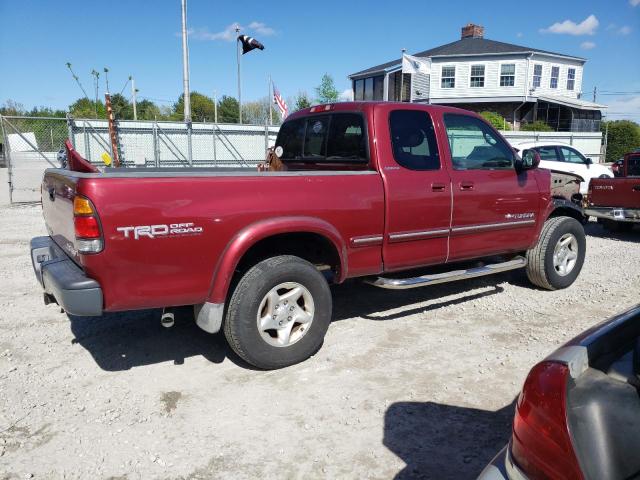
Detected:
[0,0,639,120]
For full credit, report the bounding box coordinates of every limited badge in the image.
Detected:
[312,121,323,134]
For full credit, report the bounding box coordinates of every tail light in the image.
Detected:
[511,361,583,480]
[73,196,103,253]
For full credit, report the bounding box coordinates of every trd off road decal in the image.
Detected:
[116,222,203,240]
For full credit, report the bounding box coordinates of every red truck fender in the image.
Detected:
[206,216,348,306]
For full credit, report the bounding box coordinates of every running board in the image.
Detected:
[364,256,526,290]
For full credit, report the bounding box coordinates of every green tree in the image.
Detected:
[315,74,339,104]
[69,98,106,118]
[602,120,640,162]
[0,99,26,116]
[520,120,553,132]
[109,93,133,120]
[173,92,216,122]
[479,111,510,131]
[217,95,239,123]
[294,91,312,111]
[135,99,163,121]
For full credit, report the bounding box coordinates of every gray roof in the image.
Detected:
[349,37,585,78]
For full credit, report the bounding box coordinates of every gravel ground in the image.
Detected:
[0,201,638,480]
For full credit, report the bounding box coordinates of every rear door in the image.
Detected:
[377,107,452,271]
[442,113,541,261]
[558,146,589,179]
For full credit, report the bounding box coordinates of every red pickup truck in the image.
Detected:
[31,102,586,369]
[586,152,640,232]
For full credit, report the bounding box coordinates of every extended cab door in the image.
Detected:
[442,113,541,261]
[376,106,452,271]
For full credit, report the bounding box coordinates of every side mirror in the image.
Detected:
[585,157,593,165]
[517,149,540,172]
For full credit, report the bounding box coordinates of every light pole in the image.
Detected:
[236,25,242,124]
[131,77,137,120]
[181,0,191,122]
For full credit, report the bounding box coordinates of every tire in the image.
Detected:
[224,255,332,369]
[600,219,633,233]
[525,216,586,290]
[598,174,610,178]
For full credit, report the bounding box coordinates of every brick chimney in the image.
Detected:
[461,23,484,39]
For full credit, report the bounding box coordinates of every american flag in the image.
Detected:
[273,85,289,119]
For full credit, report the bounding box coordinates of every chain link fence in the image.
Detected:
[0,115,278,203]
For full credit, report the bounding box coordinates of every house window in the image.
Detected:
[532,64,542,88]
[567,68,575,90]
[470,65,485,87]
[550,66,559,89]
[500,64,515,87]
[441,66,455,88]
[354,79,364,101]
[364,77,374,101]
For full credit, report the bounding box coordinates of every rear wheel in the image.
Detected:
[526,216,586,290]
[224,255,332,369]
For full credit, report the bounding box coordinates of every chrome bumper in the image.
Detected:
[585,207,640,223]
[30,236,103,316]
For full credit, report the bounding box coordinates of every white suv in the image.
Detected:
[514,142,613,194]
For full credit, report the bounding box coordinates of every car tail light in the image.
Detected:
[73,196,103,253]
[511,361,583,480]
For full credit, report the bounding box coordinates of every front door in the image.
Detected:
[443,113,541,261]
[379,107,452,271]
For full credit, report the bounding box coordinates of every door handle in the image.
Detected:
[459,181,474,191]
[431,182,446,192]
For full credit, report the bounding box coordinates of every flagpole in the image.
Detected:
[236,25,242,124]
[400,48,406,102]
[268,75,273,126]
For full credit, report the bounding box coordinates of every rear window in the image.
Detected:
[276,113,368,164]
[628,155,640,176]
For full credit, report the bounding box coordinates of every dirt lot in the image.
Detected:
[1,201,638,480]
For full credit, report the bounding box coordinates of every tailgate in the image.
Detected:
[41,170,81,264]
[589,178,640,208]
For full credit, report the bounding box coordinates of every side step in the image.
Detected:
[364,256,526,290]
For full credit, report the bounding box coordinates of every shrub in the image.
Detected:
[520,121,553,132]
[479,111,511,131]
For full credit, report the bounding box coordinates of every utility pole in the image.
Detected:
[131,77,138,120]
[236,25,242,124]
[213,90,218,123]
[180,0,191,122]
[593,86,597,103]
[91,69,100,118]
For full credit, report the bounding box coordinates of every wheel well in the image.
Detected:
[234,232,341,282]
[549,206,584,223]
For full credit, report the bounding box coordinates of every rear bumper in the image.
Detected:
[477,445,528,480]
[30,236,103,316]
[585,207,640,223]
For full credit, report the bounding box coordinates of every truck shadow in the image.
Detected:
[584,222,639,243]
[384,399,516,479]
[332,271,516,322]
[67,306,248,371]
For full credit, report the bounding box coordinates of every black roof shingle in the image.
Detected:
[349,37,585,78]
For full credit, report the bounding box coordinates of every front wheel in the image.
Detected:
[224,255,332,369]
[525,216,586,290]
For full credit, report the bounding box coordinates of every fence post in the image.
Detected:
[0,116,13,204]
[186,121,193,166]
[83,121,91,160]
[264,122,269,157]
[152,122,159,168]
[66,115,75,147]
[212,122,217,166]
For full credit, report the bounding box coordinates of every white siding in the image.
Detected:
[427,54,584,101]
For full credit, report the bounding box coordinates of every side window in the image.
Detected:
[536,146,561,162]
[303,116,330,158]
[389,110,440,171]
[326,113,368,161]
[560,147,585,164]
[277,118,305,160]
[443,114,514,170]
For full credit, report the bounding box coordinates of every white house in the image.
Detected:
[349,24,605,132]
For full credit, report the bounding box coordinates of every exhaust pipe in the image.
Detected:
[161,307,175,328]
